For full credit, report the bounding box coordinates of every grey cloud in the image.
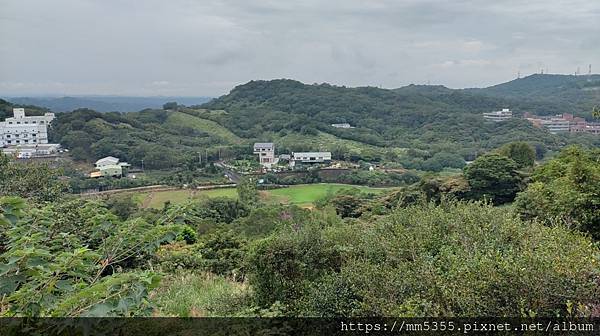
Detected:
[0,0,598,96]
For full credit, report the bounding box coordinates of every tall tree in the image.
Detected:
[463,153,522,204]
[593,106,600,119]
[236,177,259,206]
[497,142,536,168]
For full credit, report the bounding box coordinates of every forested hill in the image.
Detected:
[10,76,599,170]
[200,79,562,152]
[466,74,600,115]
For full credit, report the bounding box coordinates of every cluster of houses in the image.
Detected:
[0,108,62,158]
[524,112,600,135]
[253,142,332,169]
[482,108,600,135]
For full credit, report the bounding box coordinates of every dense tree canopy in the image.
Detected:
[463,153,523,204]
[497,141,536,168]
[515,146,600,239]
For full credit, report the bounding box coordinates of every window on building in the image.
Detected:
[8,122,12,125]
[32,134,36,137]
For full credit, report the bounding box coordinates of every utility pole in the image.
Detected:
[198,152,202,165]
[141,159,144,171]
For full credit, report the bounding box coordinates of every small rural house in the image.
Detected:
[91,156,131,178]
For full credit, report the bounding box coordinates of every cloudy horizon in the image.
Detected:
[1,0,599,96]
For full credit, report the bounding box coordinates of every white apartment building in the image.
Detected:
[483,108,513,122]
[0,108,55,147]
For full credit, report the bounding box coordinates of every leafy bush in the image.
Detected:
[199,230,247,281]
[515,146,600,239]
[0,197,182,316]
[245,201,600,317]
[154,243,203,272]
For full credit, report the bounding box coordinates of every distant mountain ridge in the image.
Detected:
[3,96,212,113]
[465,74,600,114]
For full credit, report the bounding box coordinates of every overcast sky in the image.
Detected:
[1,0,599,96]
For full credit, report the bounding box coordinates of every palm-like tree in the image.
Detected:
[594,106,600,119]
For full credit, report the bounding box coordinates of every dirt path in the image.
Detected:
[141,192,155,208]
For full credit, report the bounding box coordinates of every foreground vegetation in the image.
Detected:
[1,144,599,317]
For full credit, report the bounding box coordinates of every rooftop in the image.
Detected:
[253,142,274,149]
[95,156,120,164]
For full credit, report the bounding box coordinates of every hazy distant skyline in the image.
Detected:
[1,0,599,96]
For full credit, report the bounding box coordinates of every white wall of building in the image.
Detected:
[1,108,55,147]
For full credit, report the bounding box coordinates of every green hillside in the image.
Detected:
[165,111,242,144]
[200,79,595,158]
[44,76,600,170]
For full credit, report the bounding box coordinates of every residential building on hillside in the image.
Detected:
[483,108,513,122]
[95,156,120,168]
[0,108,55,147]
[91,156,130,178]
[331,123,353,128]
[2,143,61,158]
[571,122,600,134]
[524,112,598,134]
[540,118,570,134]
[290,151,332,167]
[253,142,277,168]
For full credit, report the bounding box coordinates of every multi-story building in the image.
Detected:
[483,108,513,122]
[524,112,599,135]
[253,142,277,168]
[571,122,600,135]
[0,108,55,147]
[540,118,571,134]
[290,152,332,167]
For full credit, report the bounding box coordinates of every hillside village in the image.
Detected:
[1,100,599,187]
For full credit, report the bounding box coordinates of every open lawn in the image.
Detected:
[264,183,391,207]
[132,183,392,209]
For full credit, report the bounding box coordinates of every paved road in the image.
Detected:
[215,162,241,183]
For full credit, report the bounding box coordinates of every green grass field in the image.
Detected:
[131,183,392,209]
[266,183,390,207]
[151,271,248,317]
